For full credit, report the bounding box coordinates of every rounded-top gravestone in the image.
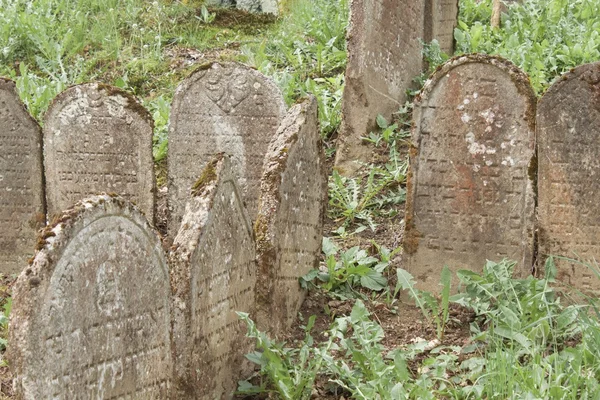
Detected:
[404,55,537,292]
[0,78,45,275]
[168,62,286,237]
[10,195,172,399]
[537,61,600,292]
[43,83,155,221]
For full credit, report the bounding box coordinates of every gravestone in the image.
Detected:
[43,83,155,221]
[0,78,45,275]
[335,0,425,175]
[403,55,536,292]
[9,195,172,399]
[170,154,256,398]
[255,96,326,335]
[168,62,286,237]
[427,0,459,55]
[537,61,600,292]
[205,0,278,14]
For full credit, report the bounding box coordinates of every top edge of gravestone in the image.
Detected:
[255,95,320,246]
[173,61,286,108]
[538,61,600,105]
[416,54,536,106]
[0,77,41,126]
[27,194,159,271]
[44,82,154,128]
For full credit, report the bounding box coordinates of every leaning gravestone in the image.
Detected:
[9,195,172,399]
[335,0,426,175]
[170,154,256,398]
[0,78,45,275]
[168,62,286,237]
[427,0,459,55]
[537,61,600,292]
[255,96,326,335]
[403,55,536,292]
[43,83,155,221]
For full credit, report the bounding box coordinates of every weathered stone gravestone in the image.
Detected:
[43,83,155,221]
[335,0,426,175]
[170,154,256,398]
[426,0,459,55]
[255,96,326,335]
[168,62,286,237]
[537,61,600,292]
[403,55,536,292]
[0,78,45,275]
[9,195,172,399]
[205,0,278,14]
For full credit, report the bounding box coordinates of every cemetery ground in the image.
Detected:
[1,0,600,398]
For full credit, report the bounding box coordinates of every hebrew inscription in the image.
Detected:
[9,195,172,399]
[255,97,326,334]
[538,61,600,292]
[0,78,45,275]
[429,0,459,55]
[404,55,536,292]
[170,155,256,398]
[168,62,286,237]
[335,0,425,174]
[43,83,155,221]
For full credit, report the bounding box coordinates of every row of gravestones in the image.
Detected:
[8,95,325,398]
[403,55,600,294]
[0,62,293,276]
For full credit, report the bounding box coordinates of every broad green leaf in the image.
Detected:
[360,269,387,291]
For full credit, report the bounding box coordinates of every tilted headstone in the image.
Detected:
[9,195,172,398]
[168,62,286,237]
[403,55,536,292]
[335,0,426,175]
[170,154,256,398]
[255,96,326,335]
[0,78,45,275]
[537,61,600,292]
[427,0,459,55]
[43,83,155,221]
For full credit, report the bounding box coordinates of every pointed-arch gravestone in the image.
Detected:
[168,62,286,237]
[403,55,536,292]
[0,78,45,275]
[9,195,172,399]
[170,154,256,398]
[43,83,155,221]
[537,61,600,292]
[255,96,326,335]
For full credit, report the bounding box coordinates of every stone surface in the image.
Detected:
[9,195,172,399]
[170,154,256,398]
[205,0,278,14]
[403,55,536,292]
[255,96,326,335]
[168,62,286,237]
[537,61,600,292]
[43,83,155,221]
[427,0,459,55]
[0,78,45,275]
[335,0,425,175]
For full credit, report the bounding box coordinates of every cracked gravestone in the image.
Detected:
[170,154,256,398]
[335,0,426,175]
[537,61,600,292]
[9,195,172,399]
[403,55,537,292]
[0,78,45,275]
[43,83,155,221]
[168,62,286,237]
[255,96,326,335]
